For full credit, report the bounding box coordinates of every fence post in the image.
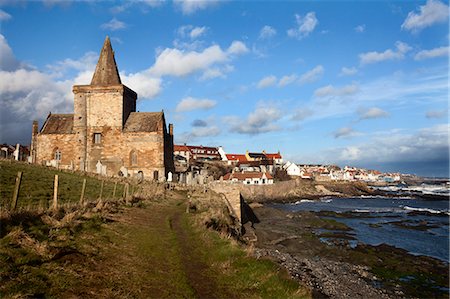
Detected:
[52,174,59,211]
[112,181,117,198]
[99,180,104,200]
[80,178,86,205]
[10,171,23,210]
[123,183,129,200]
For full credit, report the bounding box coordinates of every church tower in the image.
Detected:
[72,36,137,171]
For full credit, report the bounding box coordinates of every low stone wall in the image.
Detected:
[209,179,373,203]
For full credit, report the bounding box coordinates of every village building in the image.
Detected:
[223,171,273,185]
[30,37,174,180]
[283,161,301,176]
[1,144,29,161]
[173,144,221,163]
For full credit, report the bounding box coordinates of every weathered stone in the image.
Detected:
[31,37,174,180]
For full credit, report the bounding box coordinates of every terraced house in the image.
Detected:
[30,37,174,181]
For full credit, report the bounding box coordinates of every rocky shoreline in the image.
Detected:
[243,203,449,299]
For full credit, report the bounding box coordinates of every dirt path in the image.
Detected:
[66,193,229,298]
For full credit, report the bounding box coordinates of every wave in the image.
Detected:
[351,208,405,214]
[293,199,315,204]
[321,199,333,203]
[403,206,450,215]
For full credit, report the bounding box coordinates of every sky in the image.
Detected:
[0,0,448,177]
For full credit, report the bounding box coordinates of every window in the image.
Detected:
[93,133,102,144]
[54,150,61,161]
[130,150,138,166]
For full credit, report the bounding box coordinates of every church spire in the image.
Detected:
[91,36,122,86]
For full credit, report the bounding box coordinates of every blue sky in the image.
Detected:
[0,0,448,177]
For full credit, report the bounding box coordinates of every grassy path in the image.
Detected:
[1,190,307,298]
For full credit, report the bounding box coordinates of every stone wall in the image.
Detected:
[35,133,77,169]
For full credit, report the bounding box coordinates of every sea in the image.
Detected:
[271,184,450,263]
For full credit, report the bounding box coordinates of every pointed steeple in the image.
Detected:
[91,36,122,86]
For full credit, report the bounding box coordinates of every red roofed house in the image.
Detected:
[174,144,221,162]
[223,171,273,185]
[225,154,248,165]
[263,151,283,165]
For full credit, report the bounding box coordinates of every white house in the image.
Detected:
[283,161,301,176]
[223,171,273,185]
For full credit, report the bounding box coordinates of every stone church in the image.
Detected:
[30,37,174,181]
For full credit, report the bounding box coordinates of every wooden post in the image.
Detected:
[80,178,86,205]
[123,183,129,199]
[10,171,23,210]
[112,181,117,198]
[99,180,104,200]
[52,174,59,211]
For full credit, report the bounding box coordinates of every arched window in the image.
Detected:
[130,150,138,166]
[54,149,62,161]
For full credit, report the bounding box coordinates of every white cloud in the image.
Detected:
[426,109,447,119]
[314,84,359,97]
[339,67,358,77]
[174,0,219,15]
[333,127,361,139]
[257,75,277,89]
[358,107,389,120]
[177,25,208,39]
[354,24,365,33]
[46,51,98,78]
[199,64,233,81]
[227,40,249,55]
[287,12,318,39]
[291,108,312,121]
[401,0,449,32]
[190,26,207,39]
[149,41,247,78]
[359,41,411,65]
[334,124,449,165]
[299,65,324,84]
[0,34,21,71]
[122,71,162,99]
[0,9,12,21]
[278,74,297,87]
[227,105,282,135]
[175,96,216,112]
[101,18,127,31]
[150,45,225,76]
[259,25,277,39]
[414,46,449,60]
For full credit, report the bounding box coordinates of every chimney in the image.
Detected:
[32,120,38,135]
[169,123,173,136]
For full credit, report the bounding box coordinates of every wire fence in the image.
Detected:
[1,160,139,211]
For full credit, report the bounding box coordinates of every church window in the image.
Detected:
[93,133,102,144]
[55,150,62,161]
[130,150,138,166]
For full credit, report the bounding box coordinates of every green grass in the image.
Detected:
[182,212,309,298]
[0,160,127,209]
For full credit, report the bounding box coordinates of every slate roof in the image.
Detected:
[123,112,163,132]
[91,36,122,86]
[40,114,74,134]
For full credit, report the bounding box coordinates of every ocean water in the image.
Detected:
[272,197,449,262]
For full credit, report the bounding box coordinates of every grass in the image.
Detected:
[186,218,309,298]
[1,161,309,298]
[0,160,127,209]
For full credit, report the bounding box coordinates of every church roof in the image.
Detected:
[91,36,122,86]
[40,114,74,134]
[123,112,164,132]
